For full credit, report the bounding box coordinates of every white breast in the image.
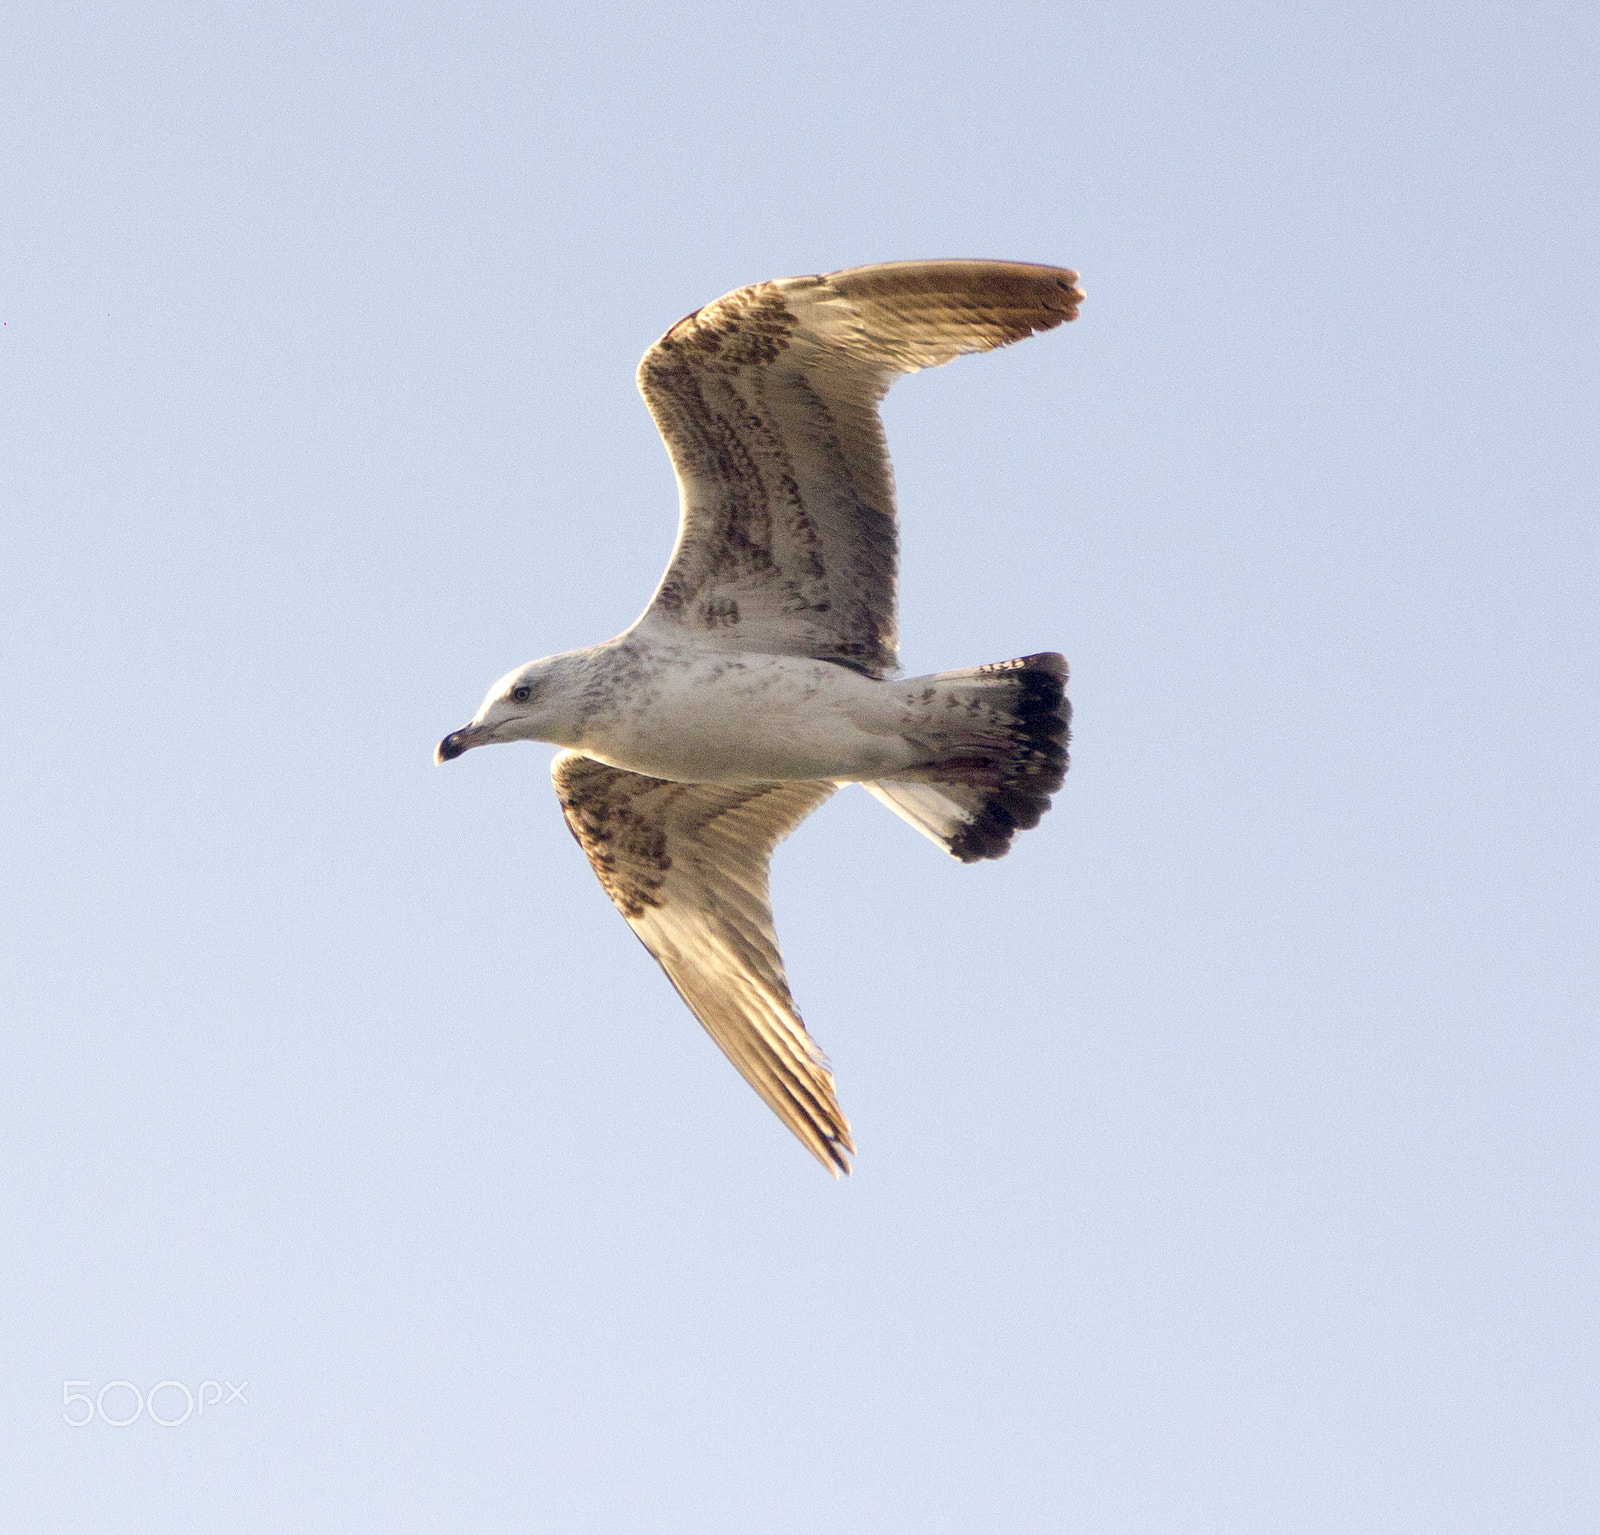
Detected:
[580,650,918,784]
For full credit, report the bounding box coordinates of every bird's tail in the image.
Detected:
[862,652,1070,862]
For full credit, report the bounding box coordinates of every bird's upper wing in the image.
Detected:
[633,259,1084,677]
[551,750,849,1174]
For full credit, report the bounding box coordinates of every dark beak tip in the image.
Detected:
[435,732,466,764]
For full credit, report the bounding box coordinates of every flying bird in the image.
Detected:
[437,259,1082,1175]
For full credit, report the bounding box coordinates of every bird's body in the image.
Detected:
[438,259,1084,1174]
[482,638,943,784]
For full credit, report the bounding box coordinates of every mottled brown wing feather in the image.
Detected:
[550,750,849,1175]
[634,259,1083,676]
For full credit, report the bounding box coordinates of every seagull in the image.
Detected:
[437,259,1082,1175]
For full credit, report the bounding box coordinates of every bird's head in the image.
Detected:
[435,659,562,763]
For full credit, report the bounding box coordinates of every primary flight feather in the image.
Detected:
[437,259,1083,1175]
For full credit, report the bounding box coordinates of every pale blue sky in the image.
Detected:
[3,3,1596,1530]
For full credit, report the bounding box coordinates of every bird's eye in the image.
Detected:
[511,684,532,703]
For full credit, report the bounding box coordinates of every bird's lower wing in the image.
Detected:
[550,751,849,1175]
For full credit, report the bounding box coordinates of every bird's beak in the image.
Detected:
[435,724,485,763]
